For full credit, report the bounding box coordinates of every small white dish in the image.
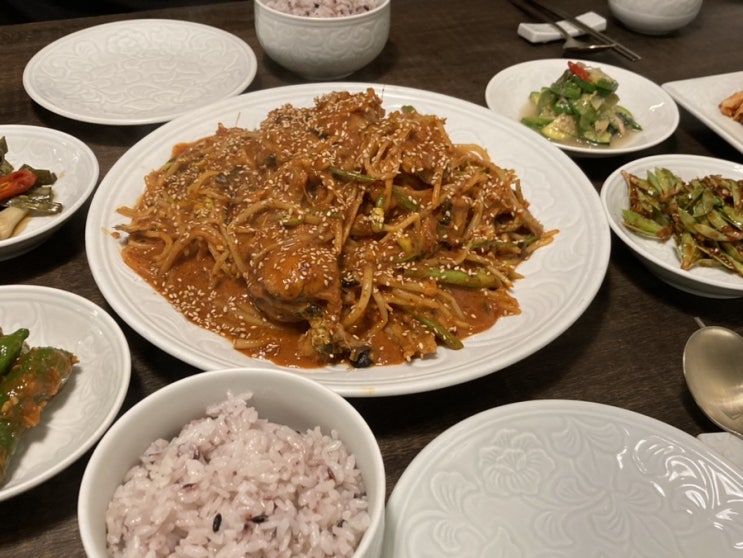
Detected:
[23,19,257,125]
[485,58,679,158]
[85,82,610,397]
[600,154,743,298]
[663,71,743,157]
[0,125,99,261]
[0,285,130,501]
[78,367,385,558]
[384,399,743,557]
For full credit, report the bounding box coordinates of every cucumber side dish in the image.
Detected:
[521,61,641,147]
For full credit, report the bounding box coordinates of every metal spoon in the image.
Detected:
[683,318,743,438]
[547,20,617,54]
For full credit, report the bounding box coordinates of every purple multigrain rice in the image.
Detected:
[105,393,370,557]
[264,0,378,17]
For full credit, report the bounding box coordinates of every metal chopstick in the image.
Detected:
[522,0,642,62]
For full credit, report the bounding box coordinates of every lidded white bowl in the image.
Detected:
[608,0,703,35]
[254,0,391,80]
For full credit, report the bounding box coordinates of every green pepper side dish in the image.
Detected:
[0,345,77,485]
[521,61,641,146]
[621,167,743,276]
[0,328,29,375]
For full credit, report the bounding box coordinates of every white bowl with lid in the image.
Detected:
[608,0,702,35]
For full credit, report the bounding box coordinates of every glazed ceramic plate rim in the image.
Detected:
[600,154,743,298]
[0,285,131,501]
[662,71,743,156]
[85,82,610,397]
[485,58,680,157]
[22,19,257,125]
[383,399,743,556]
[0,124,99,261]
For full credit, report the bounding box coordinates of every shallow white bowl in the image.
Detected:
[600,154,743,298]
[78,368,386,558]
[609,0,702,35]
[485,59,679,158]
[0,125,98,261]
[0,285,130,501]
[254,0,390,80]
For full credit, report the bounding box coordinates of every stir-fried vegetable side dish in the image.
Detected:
[0,326,77,485]
[622,168,743,276]
[0,136,62,240]
[522,61,641,146]
[116,89,556,368]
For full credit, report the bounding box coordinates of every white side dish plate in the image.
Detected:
[0,125,99,261]
[485,58,679,157]
[663,71,743,156]
[85,82,610,397]
[601,154,743,298]
[0,286,131,501]
[23,19,257,125]
[384,400,743,557]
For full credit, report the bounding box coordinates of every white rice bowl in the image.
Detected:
[78,368,385,558]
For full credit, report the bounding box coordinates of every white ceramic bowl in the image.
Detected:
[600,154,743,299]
[608,0,702,35]
[78,368,386,558]
[0,285,130,501]
[254,0,390,80]
[0,125,98,261]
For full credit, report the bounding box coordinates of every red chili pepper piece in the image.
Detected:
[567,61,590,82]
[0,169,37,202]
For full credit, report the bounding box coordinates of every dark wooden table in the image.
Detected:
[2,0,742,555]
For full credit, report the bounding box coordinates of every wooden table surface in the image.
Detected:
[2,0,742,555]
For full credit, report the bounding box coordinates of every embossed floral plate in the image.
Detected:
[663,71,743,156]
[384,400,743,556]
[23,19,257,125]
[0,286,130,501]
[85,82,610,397]
[485,59,679,158]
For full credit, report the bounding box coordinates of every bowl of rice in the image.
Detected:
[254,0,391,80]
[78,368,385,557]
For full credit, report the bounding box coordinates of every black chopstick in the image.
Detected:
[521,0,642,62]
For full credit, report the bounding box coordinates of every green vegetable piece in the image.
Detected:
[420,267,502,289]
[0,328,29,376]
[391,186,420,212]
[328,166,375,184]
[520,117,554,131]
[411,314,463,350]
[18,164,57,186]
[0,346,76,485]
[622,209,668,238]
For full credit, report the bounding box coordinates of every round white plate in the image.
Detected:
[601,154,743,298]
[0,125,99,261]
[85,82,610,397]
[0,285,130,501]
[23,19,257,125]
[384,399,743,557]
[663,71,743,157]
[485,58,679,158]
